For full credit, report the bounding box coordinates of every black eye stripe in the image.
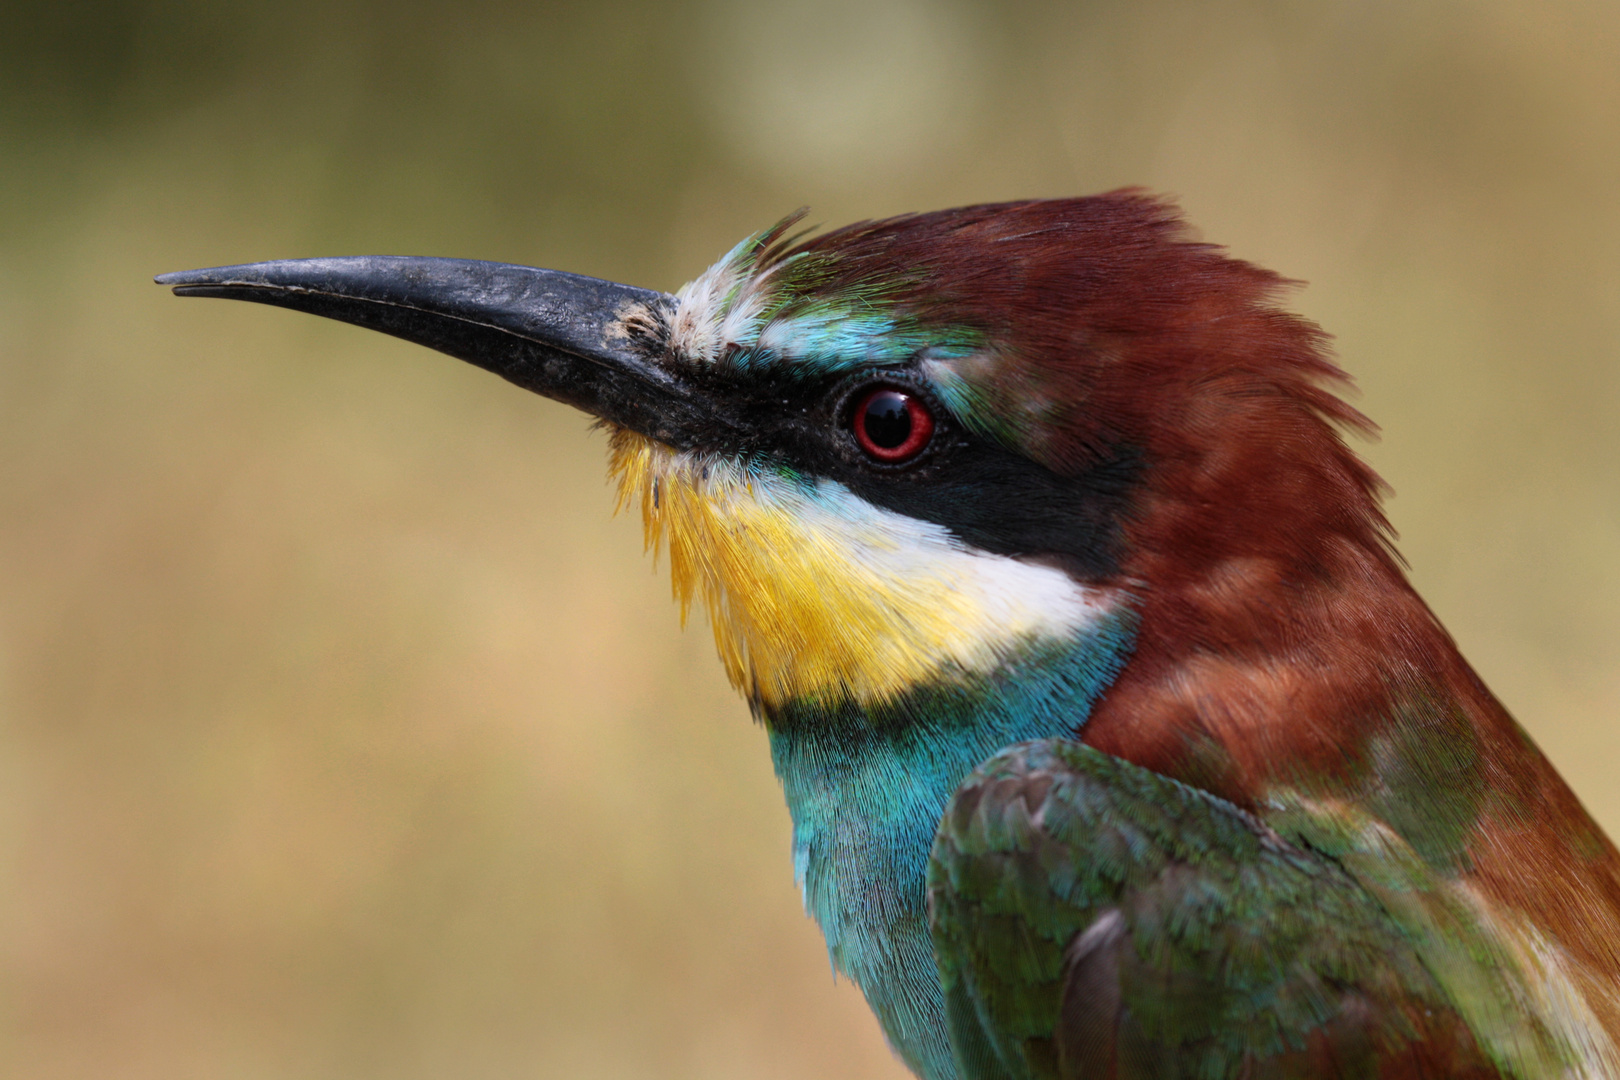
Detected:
[679,369,1137,581]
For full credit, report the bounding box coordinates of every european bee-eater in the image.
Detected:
[159,193,1620,1080]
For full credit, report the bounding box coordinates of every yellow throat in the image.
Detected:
[606,428,1114,709]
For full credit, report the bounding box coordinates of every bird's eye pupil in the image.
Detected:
[862,391,913,448]
[852,386,935,463]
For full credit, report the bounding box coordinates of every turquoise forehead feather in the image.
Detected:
[668,211,984,376]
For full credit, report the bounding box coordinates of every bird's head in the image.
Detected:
[159,193,1394,719]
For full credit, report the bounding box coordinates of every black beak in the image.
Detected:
[156,257,712,446]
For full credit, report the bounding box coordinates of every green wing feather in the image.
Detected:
[927,739,1515,1080]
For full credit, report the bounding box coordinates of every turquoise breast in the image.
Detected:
[764,612,1136,1080]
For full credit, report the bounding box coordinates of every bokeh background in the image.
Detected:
[3,1,1618,1077]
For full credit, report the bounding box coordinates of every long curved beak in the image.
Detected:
[156,257,712,446]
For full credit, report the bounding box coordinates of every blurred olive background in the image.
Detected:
[2,1,1618,1077]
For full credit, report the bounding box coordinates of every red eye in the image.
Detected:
[853,386,935,463]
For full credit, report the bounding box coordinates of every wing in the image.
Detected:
[926,739,1508,1080]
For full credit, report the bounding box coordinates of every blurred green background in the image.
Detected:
[2,1,1618,1077]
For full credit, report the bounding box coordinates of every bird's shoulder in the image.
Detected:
[924,737,1587,1080]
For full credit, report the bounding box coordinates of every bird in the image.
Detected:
[158,192,1620,1080]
